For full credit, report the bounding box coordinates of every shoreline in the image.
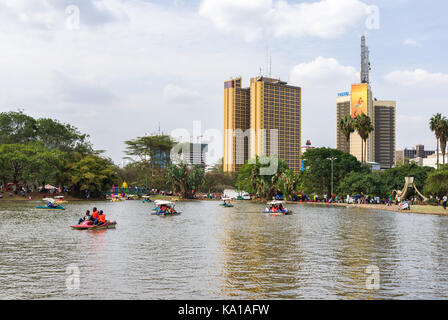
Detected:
[2,195,448,217]
[299,201,448,216]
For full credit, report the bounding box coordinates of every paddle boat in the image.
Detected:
[264,201,293,215]
[110,197,124,202]
[219,198,234,208]
[152,200,181,216]
[141,195,152,203]
[37,198,66,210]
[71,220,117,230]
[54,196,68,204]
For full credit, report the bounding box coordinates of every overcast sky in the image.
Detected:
[1,0,447,165]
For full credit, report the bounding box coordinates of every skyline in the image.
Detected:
[0,0,447,165]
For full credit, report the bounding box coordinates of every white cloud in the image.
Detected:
[163,84,200,104]
[385,69,448,86]
[403,39,420,47]
[289,56,359,88]
[199,0,371,41]
[287,56,358,149]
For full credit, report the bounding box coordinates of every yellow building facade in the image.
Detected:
[224,76,302,174]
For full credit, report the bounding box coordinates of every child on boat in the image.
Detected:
[78,210,91,225]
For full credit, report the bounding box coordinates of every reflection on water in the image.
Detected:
[1,200,448,299]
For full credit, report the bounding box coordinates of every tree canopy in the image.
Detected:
[301,148,364,195]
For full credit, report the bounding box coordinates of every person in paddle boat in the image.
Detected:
[94,210,107,225]
[78,210,91,225]
[47,201,57,208]
[90,207,99,222]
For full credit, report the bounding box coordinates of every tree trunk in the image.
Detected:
[437,139,440,169]
[361,139,364,164]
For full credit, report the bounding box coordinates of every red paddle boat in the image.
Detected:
[71,220,117,230]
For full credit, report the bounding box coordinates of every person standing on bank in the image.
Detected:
[443,195,447,210]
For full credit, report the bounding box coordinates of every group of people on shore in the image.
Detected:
[77,207,107,225]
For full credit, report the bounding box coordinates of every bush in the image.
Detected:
[425,198,439,206]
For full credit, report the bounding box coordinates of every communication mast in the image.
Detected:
[361,35,371,84]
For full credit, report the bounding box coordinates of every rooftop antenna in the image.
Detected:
[361,34,371,84]
[269,55,272,78]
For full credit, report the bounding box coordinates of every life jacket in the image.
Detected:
[92,211,99,219]
[98,214,106,223]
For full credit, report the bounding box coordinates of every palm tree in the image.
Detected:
[430,113,445,169]
[439,119,448,166]
[354,114,374,165]
[337,115,355,152]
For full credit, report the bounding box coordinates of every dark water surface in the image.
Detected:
[1,200,448,299]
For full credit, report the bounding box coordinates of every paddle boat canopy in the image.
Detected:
[220,198,234,207]
[152,200,180,216]
[37,198,65,210]
[264,200,293,215]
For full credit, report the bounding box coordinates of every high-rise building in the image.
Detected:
[374,100,396,169]
[336,92,351,153]
[336,35,396,169]
[224,76,302,174]
[249,76,302,174]
[349,83,375,163]
[395,145,435,165]
[223,78,250,173]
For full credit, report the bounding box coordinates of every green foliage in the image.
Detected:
[63,154,120,198]
[0,143,66,188]
[337,115,355,143]
[125,134,177,168]
[337,163,434,198]
[301,148,363,195]
[236,156,290,199]
[0,111,37,144]
[354,114,374,164]
[337,171,388,197]
[0,110,93,154]
[381,163,433,193]
[166,164,205,199]
[201,171,237,193]
[423,165,448,197]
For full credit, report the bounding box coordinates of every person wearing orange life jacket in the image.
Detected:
[95,210,106,225]
[90,207,99,221]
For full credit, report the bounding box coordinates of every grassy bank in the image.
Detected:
[303,201,448,216]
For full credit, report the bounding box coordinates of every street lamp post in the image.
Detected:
[326,157,338,197]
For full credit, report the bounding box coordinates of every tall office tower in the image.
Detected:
[373,100,396,169]
[349,83,375,163]
[249,76,302,174]
[336,92,351,153]
[223,78,250,173]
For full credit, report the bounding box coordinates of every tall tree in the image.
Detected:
[0,110,37,144]
[301,148,364,196]
[236,156,290,200]
[439,119,448,166]
[429,113,445,169]
[63,154,120,198]
[125,135,177,168]
[166,163,205,199]
[354,114,374,165]
[337,115,355,151]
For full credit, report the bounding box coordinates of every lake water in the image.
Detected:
[1,200,448,300]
